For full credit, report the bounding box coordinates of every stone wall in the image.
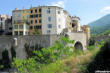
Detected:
[0,33,87,60]
[0,35,60,60]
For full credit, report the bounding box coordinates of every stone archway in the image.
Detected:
[74,41,83,50]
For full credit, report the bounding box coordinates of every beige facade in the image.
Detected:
[63,10,72,32]
[12,8,30,35]
[29,7,42,35]
[81,25,90,40]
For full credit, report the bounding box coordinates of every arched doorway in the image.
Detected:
[74,41,83,50]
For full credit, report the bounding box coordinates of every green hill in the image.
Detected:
[88,14,110,34]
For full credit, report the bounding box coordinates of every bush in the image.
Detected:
[2,49,10,69]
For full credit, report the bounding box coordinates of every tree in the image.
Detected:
[11,46,16,60]
[12,36,75,73]
[33,29,40,35]
[2,49,10,69]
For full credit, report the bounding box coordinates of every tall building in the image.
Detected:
[0,15,12,35]
[71,16,81,32]
[12,6,70,35]
[12,6,89,36]
[42,6,66,34]
[29,6,42,35]
[12,8,30,35]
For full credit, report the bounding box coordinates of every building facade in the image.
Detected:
[42,6,66,34]
[29,7,42,35]
[0,15,12,35]
[12,6,90,38]
[12,8,29,35]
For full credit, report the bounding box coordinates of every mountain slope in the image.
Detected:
[88,14,110,34]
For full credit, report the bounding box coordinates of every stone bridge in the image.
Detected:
[0,33,87,60]
[67,32,87,50]
[94,35,110,44]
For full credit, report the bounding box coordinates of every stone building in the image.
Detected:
[71,16,81,32]
[81,25,90,40]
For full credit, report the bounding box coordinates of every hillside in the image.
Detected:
[88,14,110,34]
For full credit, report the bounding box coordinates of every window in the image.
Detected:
[39,14,42,17]
[14,31,18,35]
[58,11,60,14]
[35,9,37,13]
[47,10,50,14]
[25,32,28,35]
[47,30,51,34]
[30,15,33,18]
[14,25,18,29]
[35,14,38,18]
[48,24,52,28]
[48,17,51,22]
[35,20,37,23]
[30,26,33,29]
[31,10,33,13]
[58,25,61,28]
[31,20,33,24]
[39,19,42,23]
[34,25,41,29]
[19,31,23,35]
[19,25,23,29]
[39,9,41,12]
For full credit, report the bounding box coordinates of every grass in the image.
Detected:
[36,45,101,73]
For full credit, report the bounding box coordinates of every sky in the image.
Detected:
[0,0,110,25]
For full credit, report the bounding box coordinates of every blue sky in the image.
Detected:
[0,0,110,24]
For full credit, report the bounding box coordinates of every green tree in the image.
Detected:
[11,46,16,60]
[33,36,75,64]
[33,29,40,35]
[12,58,38,73]
[12,36,75,73]
[2,49,10,69]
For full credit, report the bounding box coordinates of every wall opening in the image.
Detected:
[74,41,83,50]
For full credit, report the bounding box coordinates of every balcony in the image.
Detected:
[14,20,30,25]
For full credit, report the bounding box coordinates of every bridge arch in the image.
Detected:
[74,41,83,50]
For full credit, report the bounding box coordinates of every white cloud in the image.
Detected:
[100,6,110,14]
[50,0,65,8]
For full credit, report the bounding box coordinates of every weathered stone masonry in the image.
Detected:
[0,32,87,61]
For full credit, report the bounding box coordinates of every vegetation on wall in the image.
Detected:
[11,46,16,60]
[12,36,77,73]
[2,49,10,69]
